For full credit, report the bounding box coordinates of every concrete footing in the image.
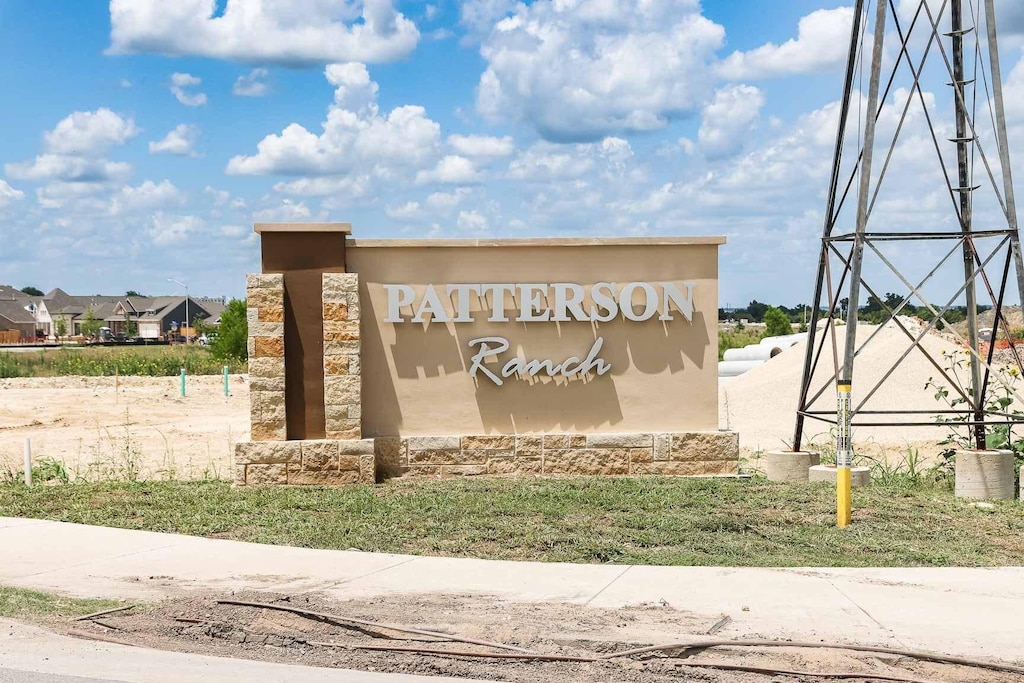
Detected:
[808,464,871,487]
[955,450,1015,500]
[766,451,820,482]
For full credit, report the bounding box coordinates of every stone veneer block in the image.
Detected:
[301,441,339,470]
[488,457,543,475]
[544,449,631,476]
[461,435,516,450]
[653,434,671,461]
[442,464,488,477]
[323,273,359,301]
[254,337,285,358]
[670,432,739,462]
[586,433,653,448]
[515,435,543,455]
[375,437,406,479]
[338,439,375,455]
[246,463,288,485]
[408,436,461,451]
[322,302,349,322]
[235,441,301,465]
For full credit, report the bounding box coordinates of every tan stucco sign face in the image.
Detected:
[384,282,696,386]
[346,240,721,437]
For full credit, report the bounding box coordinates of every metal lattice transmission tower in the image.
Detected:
[793,0,1024,451]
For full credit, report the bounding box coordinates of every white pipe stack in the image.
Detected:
[718,332,808,378]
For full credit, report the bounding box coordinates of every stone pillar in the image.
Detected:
[323,272,361,440]
[246,274,286,442]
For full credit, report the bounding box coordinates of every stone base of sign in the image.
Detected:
[234,439,375,486]
[765,451,820,482]
[376,431,739,480]
[807,464,871,487]
[954,449,1015,500]
[234,431,739,485]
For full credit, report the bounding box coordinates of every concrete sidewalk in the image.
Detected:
[2,517,1023,664]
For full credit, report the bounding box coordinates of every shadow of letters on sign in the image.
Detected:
[384,282,696,386]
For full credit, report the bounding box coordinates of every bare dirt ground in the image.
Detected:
[54,591,1023,683]
[0,375,249,480]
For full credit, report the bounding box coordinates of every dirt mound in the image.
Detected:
[719,321,1019,455]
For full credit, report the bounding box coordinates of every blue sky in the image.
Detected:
[2,0,1024,307]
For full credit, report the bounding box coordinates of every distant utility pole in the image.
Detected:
[168,278,189,343]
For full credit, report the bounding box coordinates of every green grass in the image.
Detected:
[1,478,1022,566]
[0,345,245,378]
[0,585,123,620]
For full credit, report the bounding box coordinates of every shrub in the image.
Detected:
[210,298,248,363]
[763,306,792,338]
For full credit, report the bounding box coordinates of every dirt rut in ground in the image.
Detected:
[58,591,1024,683]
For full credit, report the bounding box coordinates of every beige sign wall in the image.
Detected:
[346,238,723,437]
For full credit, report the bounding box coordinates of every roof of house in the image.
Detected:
[0,285,30,302]
[0,300,37,325]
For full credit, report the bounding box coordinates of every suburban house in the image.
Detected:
[0,286,41,340]
[120,296,226,338]
[0,286,227,341]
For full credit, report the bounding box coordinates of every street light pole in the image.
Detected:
[167,278,189,344]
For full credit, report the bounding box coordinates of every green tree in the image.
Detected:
[54,317,67,339]
[81,309,101,338]
[126,318,138,337]
[20,286,43,296]
[763,306,792,337]
[746,300,768,323]
[125,290,143,297]
[210,298,247,362]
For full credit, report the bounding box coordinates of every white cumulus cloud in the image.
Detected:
[43,108,139,156]
[0,180,25,207]
[415,155,481,185]
[385,201,422,219]
[6,156,132,183]
[227,63,442,200]
[476,0,725,141]
[109,180,186,215]
[234,68,270,96]
[108,0,420,65]
[447,134,514,157]
[170,72,207,107]
[149,212,205,246]
[718,7,854,80]
[149,124,201,156]
[456,209,489,232]
[698,85,765,160]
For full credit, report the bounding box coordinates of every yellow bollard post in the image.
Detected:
[836,380,852,528]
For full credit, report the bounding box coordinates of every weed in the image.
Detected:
[0,346,245,378]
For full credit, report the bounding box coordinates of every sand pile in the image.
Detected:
[719,321,1024,455]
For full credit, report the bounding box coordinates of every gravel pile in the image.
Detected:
[718,320,1020,454]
